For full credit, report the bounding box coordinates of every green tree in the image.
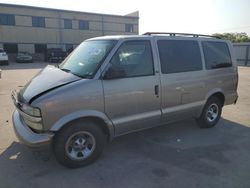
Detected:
[212,32,250,43]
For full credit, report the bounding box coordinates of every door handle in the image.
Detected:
[154,85,159,97]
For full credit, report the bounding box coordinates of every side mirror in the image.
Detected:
[102,66,126,80]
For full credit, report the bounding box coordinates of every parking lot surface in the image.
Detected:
[0,63,250,188]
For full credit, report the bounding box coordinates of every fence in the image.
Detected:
[233,43,250,66]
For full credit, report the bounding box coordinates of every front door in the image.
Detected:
[102,40,161,136]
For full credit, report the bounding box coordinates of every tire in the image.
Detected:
[196,96,223,128]
[54,120,106,168]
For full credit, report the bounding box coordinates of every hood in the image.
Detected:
[18,65,81,103]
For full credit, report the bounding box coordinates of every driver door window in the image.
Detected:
[109,40,154,77]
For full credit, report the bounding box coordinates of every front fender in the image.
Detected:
[50,110,115,139]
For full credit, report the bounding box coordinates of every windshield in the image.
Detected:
[59,40,117,78]
[18,52,30,55]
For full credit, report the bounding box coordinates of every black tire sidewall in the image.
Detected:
[54,121,106,168]
[198,97,222,128]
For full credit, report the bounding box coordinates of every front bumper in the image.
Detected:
[0,57,8,61]
[0,60,8,65]
[12,110,54,149]
[16,59,32,63]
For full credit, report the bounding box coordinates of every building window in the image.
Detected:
[157,40,202,74]
[125,24,134,32]
[32,16,45,27]
[79,20,89,30]
[0,14,15,25]
[3,43,18,53]
[34,44,47,53]
[65,44,74,53]
[64,19,72,29]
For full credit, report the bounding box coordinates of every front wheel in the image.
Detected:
[196,96,222,128]
[54,121,106,168]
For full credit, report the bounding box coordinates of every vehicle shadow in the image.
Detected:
[0,118,249,187]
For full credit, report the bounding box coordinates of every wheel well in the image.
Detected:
[57,117,111,141]
[210,92,225,106]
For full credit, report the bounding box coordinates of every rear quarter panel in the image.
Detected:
[200,39,238,105]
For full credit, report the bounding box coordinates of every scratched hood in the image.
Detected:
[18,65,81,103]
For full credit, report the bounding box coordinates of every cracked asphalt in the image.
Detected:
[0,63,250,188]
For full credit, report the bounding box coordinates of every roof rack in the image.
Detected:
[143,32,221,39]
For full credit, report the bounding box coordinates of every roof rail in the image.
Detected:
[143,32,221,39]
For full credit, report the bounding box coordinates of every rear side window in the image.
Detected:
[202,41,232,69]
[158,40,202,74]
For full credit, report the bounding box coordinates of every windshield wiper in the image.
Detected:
[60,68,91,79]
[60,68,71,73]
[79,74,92,79]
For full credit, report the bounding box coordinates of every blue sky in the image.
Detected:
[1,0,250,35]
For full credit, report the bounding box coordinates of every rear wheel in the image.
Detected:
[54,120,106,168]
[196,96,222,128]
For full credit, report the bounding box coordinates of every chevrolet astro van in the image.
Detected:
[12,33,238,168]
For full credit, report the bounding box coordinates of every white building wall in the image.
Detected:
[0,3,139,61]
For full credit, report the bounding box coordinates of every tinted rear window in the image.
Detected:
[202,41,232,69]
[158,40,202,74]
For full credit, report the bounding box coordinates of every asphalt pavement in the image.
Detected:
[0,63,250,188]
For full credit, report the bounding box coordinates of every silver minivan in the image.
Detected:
[12,33,238,168]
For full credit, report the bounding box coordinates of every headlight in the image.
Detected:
[19,104,43,131]
[21,104,41,117]
[23,118,43,131]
